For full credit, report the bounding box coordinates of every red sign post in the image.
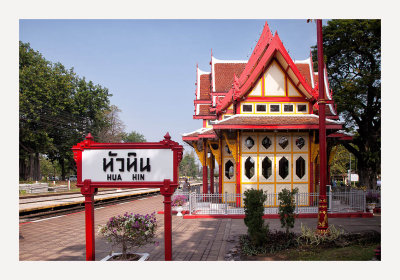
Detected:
[72,132,183,261]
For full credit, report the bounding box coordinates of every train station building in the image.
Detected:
[182,21,350,201]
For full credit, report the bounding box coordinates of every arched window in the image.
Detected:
[262,157,272,179]
[245,157,255,179]
[279,157,289,179]
[225,160,234,179]
[296,156,306,179]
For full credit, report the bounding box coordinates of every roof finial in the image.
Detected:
[86,133,93,141]
[164,132,171,141]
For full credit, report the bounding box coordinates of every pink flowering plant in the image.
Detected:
[172,195,187,207]
[98,212,158,260]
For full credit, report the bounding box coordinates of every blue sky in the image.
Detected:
[19,19,324,151]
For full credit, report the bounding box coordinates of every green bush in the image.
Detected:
[243,189,269,247]
[278,188,298,235]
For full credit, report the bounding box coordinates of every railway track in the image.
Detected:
[19,188,160,223]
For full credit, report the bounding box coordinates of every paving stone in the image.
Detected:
[19,195,381,261]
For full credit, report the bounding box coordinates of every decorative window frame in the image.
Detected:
[255,103,267,113]
[241,103,254,113]
[269,103,281,114]
[296,103,308,114]
[283,103,295,113]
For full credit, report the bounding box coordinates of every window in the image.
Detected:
[261,136,272,149]
[284,104,294,112]
[242,104,253,112]
[270,104,280,112]
[262,157,272,179]
[295,137,305,149]
[225,160,234,179]
[245,157,255,179]
[279,157,289,179]
[256,104,267,112]
[278,136,289,149]
[245,137,255,149]
[296,156,306,179]
[297,104,307,112]
[225,145,231,154]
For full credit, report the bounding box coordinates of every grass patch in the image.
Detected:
[250,243,379,261]
[240,226,381,261]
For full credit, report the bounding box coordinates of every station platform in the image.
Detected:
[19,194,381,261]
[19,188,160,213]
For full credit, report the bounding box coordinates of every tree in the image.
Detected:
[278,188,298,235]
[312,20,381,190]
[330,144,357,178]
[243,189,269,246]
[122,131,146,143]
[96,105,125,143]
[179,151,198,178]
[19,41,112,180]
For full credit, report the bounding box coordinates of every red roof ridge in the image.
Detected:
[215,24,316,114]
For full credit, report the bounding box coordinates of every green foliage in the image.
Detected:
[330,144,357,176]
[312,20,381,189]
[19,41,112,180]
[278,188,298,234]
[240,231,298,255]
[179,151,198,178]
[296,223,344,247]
[98,212,157,259]
[243,189,269,247]
[39,155,61,178]
[122,131,147,143]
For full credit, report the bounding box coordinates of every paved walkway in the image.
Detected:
[19,195,380,261]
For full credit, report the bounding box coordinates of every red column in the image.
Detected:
[316,19,328,234]
[210,153,214,194]
[235,131,241,207]
[218,138,223,196]
[219,163,223,195]
[82,179,95,261]
[202,140,208,194]
[161,179,174,261]
[310,161,314,205]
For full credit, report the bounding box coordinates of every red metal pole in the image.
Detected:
[316,19,328,234]
[218,137,223,197]
[202,140,208,194]
[83,179,95,261]
[162,179,173,261]
[236,131,241,207]
[210,153,214,194]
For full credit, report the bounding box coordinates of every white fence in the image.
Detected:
[172,188,371,216]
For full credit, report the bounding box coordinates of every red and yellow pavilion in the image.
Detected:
[182,21,349,203]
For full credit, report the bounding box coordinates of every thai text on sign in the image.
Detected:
[81,149,174,182]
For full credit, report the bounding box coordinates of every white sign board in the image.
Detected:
[82,149,173,182]
[350,174,359,182]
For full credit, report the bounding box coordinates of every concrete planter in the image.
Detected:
[176,206,183,216]
[367,203,376,213]
[101,252,149,261]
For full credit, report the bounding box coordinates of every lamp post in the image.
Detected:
[316,19,329,234]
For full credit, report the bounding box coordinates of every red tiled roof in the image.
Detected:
[214,63,246,92]
[199,104,212,115]
[295,63,313,89]
[182,128,216,140]
[199,74,211,100]
[212,115,341,127]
